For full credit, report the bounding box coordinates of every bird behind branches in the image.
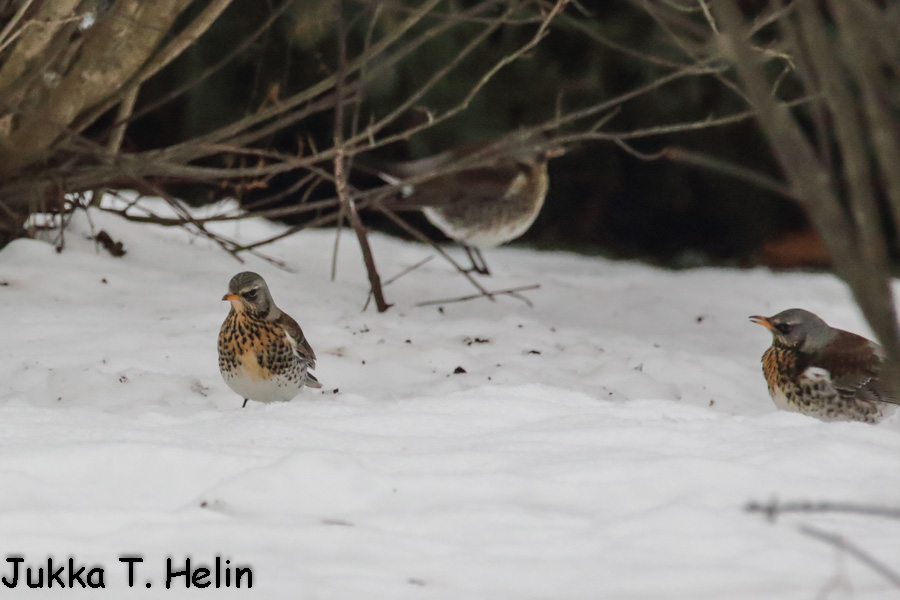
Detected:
[366,133,564,275]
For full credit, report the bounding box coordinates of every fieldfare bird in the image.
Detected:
[378,136,563,275]
[750,308,899,423]
[218,272,321,407]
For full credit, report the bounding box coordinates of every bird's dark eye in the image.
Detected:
[775,323,792,334]
[244,288,258,300]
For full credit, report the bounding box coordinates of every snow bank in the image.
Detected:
[0,198,897,598]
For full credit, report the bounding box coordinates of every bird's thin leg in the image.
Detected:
[473,247,491,276]
[242,398,248,408]
[464,245,491,276]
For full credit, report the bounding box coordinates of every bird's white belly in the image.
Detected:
[222,368,305,403]
[423,205,541,249]
[769,385,797,413]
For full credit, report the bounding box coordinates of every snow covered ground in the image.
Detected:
[0,196,898,599]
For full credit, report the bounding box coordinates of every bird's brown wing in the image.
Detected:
[808,330,900,406]
[385,164,529,211]
[276,312,317,367]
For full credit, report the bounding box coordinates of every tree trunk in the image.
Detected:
[0,0,195,177]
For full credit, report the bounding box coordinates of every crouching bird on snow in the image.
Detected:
[750,308,899,423]
[218,272,321,407]
[376,135,563,275]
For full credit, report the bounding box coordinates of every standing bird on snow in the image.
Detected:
[218,272,321,407]
[750,308,899,423]
[377,137,563,275]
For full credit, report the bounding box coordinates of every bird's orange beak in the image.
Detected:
[749,315,775,332]
[223,293,240,302]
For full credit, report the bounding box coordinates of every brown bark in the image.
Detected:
[0,0,82,93]
[0,0,194,175]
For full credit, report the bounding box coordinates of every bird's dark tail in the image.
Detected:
[305,372,323,389]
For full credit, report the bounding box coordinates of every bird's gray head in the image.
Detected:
[750,308,836,352]
[223,271,276,317]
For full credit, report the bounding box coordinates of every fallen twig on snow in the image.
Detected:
[746,498,900,590]
[798,524,900,589]
[746,499,900,522]
[416,284,540,308]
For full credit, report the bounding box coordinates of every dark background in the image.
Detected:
[128,0,815,268]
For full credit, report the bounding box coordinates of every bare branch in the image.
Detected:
[712,0,900,388]
[798,525,900,589]
[416,284,540,308]
[334,2,389,312]
[746,499,900,522]
[829,0,900,249]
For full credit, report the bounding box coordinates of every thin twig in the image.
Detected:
[614,141,796,200]
[362,254,434,311]
[416,284,541,308]
[90,84,140,207]
[146,0,447,166]
[696,0,718,34]
[375,202,496,299]
[334,2,383,285]
[551,8,692,69]
[798,525,900,589]
[129,178,288,269]
[0,0,37,52]
[330,211,345,282]
[746,500,900,522]
[334,0,390,312]
[383,254,435,286]
[240,170,318,212]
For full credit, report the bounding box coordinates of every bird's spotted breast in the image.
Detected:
[763,345,811,406]
[761,346,795,397]
[218,311,302,380]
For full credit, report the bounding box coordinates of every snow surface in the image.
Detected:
[1,196,898,599]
